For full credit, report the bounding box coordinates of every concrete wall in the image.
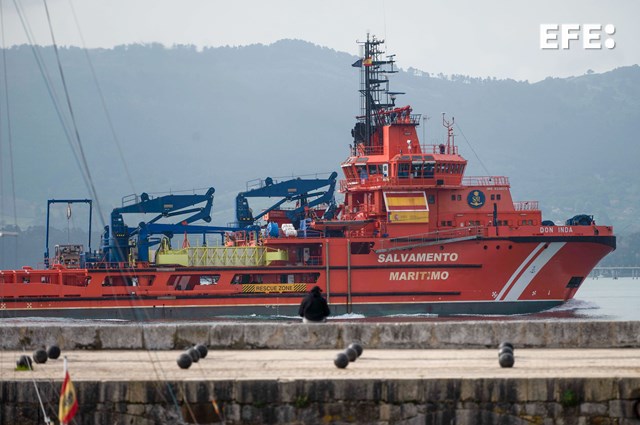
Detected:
[2,377,640,424]
[1,321,639,350]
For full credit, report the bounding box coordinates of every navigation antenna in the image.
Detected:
[442,113,456,154]
[353,34,401,152]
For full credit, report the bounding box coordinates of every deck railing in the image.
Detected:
[462,176,510,186]
[375,226,486,252]
[513,201,539,211]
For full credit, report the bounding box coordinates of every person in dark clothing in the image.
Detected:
[298,285,330,323]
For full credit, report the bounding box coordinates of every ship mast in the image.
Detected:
[353,34,401,154]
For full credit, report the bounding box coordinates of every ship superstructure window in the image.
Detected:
[200,275,220,285]
[398,163,410,178]
[356,165,368,179]
[410,162,435,178]
[368,164,379,175]
[351,242,374,254]
[343,167,356,179]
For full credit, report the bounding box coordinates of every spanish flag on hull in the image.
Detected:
[383,191,429,223]
[59,357,78,424]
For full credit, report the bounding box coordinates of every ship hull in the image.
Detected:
[0,230,615,319]
[0,300,563,320]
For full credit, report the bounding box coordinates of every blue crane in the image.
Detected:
[235,172,338,229]
[102,188,237,264]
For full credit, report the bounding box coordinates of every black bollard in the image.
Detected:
[499,341,514,351]
[344,347,357,362]
[195,344,208,359]
[348,342,363,358]
[177,353,192,369]
[187,347,200,363]
[499,352,515,368]
[498,346,514,357]
[47,345,61,360]
[334,352,349,369]
[16,355,33,369]
[33,348,48,364]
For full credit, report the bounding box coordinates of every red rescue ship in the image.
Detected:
[0,36,615,319]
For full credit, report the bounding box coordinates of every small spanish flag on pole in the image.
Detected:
[59,357,78,424]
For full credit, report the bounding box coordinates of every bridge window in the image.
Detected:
[343,167,356,179]
[368,164,381,175]
[424,163,434,178]
[356,165,368,179]
[398,163,410,178]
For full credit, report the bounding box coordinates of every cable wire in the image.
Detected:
[454,121,491,176]
[41,0,106,226]
[67,0,138,197]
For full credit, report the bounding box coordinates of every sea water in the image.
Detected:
[565,276,640,321]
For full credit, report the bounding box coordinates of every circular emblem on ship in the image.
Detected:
[467,190,485,208]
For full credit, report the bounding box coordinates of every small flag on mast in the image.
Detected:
[59,357,78,425]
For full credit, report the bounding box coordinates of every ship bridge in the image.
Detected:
[335,34,542,239]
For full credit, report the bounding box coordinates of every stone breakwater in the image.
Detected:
[2,321,640,424]
[3,377,640,425]
[1,349,640,425]
[1,320,640,350]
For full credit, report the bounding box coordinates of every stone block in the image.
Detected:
[524,401,548,416]
[140,324,177,350]
[609,399,637,418]
[395,413,426,425]
[210,323,244,348]
[579,402,608,416]
[544,321,580,348]
[610,322,640,347]
[617,377,640,399]
[98,325,143,349]
[582,378,618,402]
[579,322,613,348]
[526,378,554,402]
[341,322,376,348]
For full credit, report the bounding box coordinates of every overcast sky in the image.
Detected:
[2,0,638,82]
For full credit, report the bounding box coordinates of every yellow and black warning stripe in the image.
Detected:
[242,283,307,294]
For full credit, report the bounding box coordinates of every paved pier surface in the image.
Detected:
[3,348,640,381]
[3,349,640,424]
